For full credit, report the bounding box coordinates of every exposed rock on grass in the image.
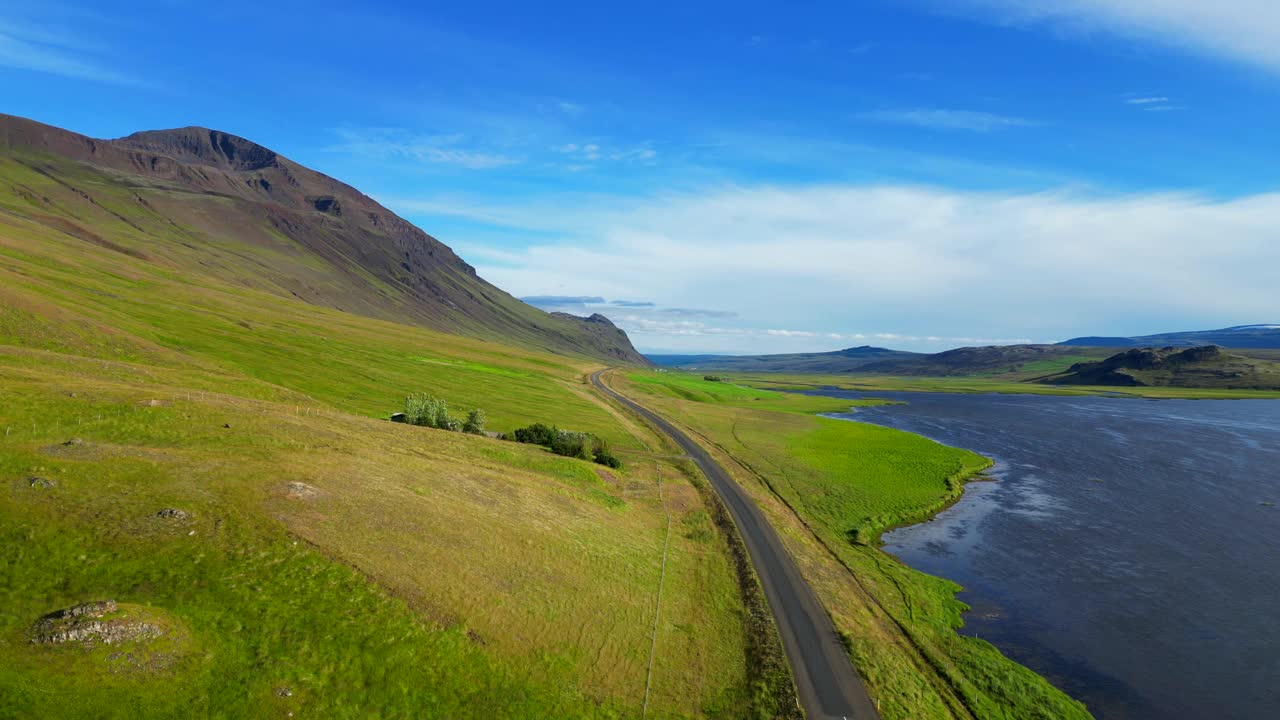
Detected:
[31,601,162,647]
[286,482,318,499]
[154,508,191,521]
[27,476,57,489]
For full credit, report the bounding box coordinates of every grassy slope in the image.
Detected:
[0,210,753,717]
[617,371,1093,720]
[0,140,645,365]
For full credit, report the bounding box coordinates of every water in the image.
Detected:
[802,390,1280,720]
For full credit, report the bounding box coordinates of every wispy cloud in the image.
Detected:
[0,19,138,85]
[327,128,520,169]
[946,0,1280,74]
[520,295,604,306]
[856,109,1040,132]
[1124,95,1183,112]
[556,142,657,164]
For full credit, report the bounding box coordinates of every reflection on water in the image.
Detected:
[802,390,1280,720]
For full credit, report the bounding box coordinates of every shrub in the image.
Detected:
[462,408,486,435]
[403,393,463,431]
[703,375,723,382]
[594,452,623,469]
[550,430,592,461]
[404,393,437,426]
[591,437,623,468]
[513,423,557,446]
[509,424,621,468]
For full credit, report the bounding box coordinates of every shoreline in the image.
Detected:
[819,406,997,546]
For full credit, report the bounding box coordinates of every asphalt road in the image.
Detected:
[590,371,880,720]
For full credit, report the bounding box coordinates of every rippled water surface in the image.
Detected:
[805,390,1280,720]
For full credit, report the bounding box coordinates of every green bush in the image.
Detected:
[403,393,468,432]
[462,408,486,435]
[513,423,556,446]
[509,423,621,469]
[591,436,622,468]
[703,375,723,382]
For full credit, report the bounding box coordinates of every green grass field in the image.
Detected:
[0,211,758,717]
[618,370,1093,720]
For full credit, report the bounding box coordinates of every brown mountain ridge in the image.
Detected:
[0,113,647,365]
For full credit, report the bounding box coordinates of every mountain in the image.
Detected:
[1041,346,1280,389]
[653,344,1112,377]
[1059,325,1280,349]
[854,344,1110,377]
[0,114,647,365]
[647,345,917,373]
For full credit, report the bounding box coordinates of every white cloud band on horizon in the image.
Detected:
[398,183,1279,353]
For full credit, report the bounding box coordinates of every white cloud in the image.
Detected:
[1125,96,1170,104]
[949,0,1280,73]
[0,21,138,85]
[326,128,520,169]
[430,183,1280,352]
[856,109,1040,132]
[554,141,656,165]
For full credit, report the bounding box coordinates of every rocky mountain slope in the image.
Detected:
[1040,345,1280,389]
[0,113,647,365]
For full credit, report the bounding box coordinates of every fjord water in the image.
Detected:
[808,390,1280,720]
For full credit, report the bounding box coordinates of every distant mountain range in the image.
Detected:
[649,325,1280,379]
[1059,325,1280,349]
[646,345,915,373]
[649,344,1107,376]
[0,114,647,365]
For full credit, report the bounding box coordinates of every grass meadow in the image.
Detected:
[0,208,756,718]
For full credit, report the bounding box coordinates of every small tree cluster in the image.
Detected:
[462,409,486,435]
[404,393,485,434]
[703,375,724,382]
[509,423,622,468]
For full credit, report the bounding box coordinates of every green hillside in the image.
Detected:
[0,113,647,365]
[0,158,755,717]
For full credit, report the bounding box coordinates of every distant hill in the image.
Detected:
[648,345,918,373]
[855,344,1111,377]
[1059,325,1280,349]
[652,344,1112,377]
[1041,346,1280,389]
[0,114,648,365]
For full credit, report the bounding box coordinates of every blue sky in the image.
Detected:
[4,0,1278,353]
